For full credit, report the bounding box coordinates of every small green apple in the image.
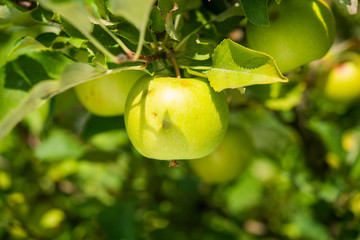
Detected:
[189,127,254,184]
[124,77,229,160]
[246,0,335,73]
[75,70,146,116]
[324,59,360,102]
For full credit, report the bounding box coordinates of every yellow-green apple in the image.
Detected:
[125,77,229,160]
[189,127,254,184]
[75,70,146,116]
[246,0,335,73]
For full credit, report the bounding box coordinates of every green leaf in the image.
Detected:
[164,3,181,41]
[230,107,296,161]
[150,6,166,33]
[0,5,36,26]
[30,5,55,22]
[35,33,58,48]
[82,115,126,141]
[38,0,119,63]
[0,6,60,67]
[265,82,306,111]
[240,0,269,26]
[7,37,48,63]
[0,63,146,141]
[291,212,331,240]
[333,0,358,15]
[206,39,287,92]
[108,0,155,58]
[38,0,93,34]
[226,174,263,213]
[98,201,137,240]
[0,80,59,140]
[158,0,174,14]
[108,0,154,30]
[3,51,72,91]
[113,21,142,44]
[213,5,244,22]
[185,68,207,78]
[184,35,215,60]
[34,128,84,161]
[308,119,346,160]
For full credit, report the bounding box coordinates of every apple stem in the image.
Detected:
[169,160,180,167]
[168,52,181,79]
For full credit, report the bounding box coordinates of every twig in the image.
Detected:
[116,52,166,65]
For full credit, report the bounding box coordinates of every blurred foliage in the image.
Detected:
[1,0,360,240]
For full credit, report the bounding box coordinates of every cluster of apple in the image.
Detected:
[74,0,352,183]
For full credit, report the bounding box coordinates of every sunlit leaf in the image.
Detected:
[206,39,287,92]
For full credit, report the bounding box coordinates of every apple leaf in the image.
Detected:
[108,0,155,59]
[164,3,182,41]
[3,51,73,91]
[186,68,207,78]
[0,6,60,67]
[150,6,166,33]
[0,5,36,26]
[206,39,287,92]
[34,129,84,161]
[38,0,93,34]
[226,174,263,214]
[0,63,147,141]
[308,119,346,160]
[38,0,120,63]
[240,0,270,26]
[265,82,306,111]
[184,35,215,60]
[333,0,358,15]
[165,13,181,41]
[213,5,244,22]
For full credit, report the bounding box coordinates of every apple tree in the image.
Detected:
[1,0,360,239]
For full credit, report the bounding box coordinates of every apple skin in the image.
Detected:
[189,127,254,184]
[324,61,360,102]
[75,70,146,116]
[246,0,335,73]
[124,77,229,160]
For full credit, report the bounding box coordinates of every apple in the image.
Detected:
[189,127,254,184]
[124,77,229,160]
[75,70,146,116]
[246,0,335,73]
[324,59,360,102]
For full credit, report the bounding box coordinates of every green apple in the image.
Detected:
[189,127,254,184]
[124,77,229,160]
[324,59,360,102]
[75,70,146,116]
[246,0,335,73]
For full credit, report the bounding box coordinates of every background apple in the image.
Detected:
[125,77,229,160]
[324,55,360,102]
[189,126,254,184]
[246,0,335,73]
[75,70,146,116]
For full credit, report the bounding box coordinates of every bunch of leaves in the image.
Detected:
[0,0,291,140]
